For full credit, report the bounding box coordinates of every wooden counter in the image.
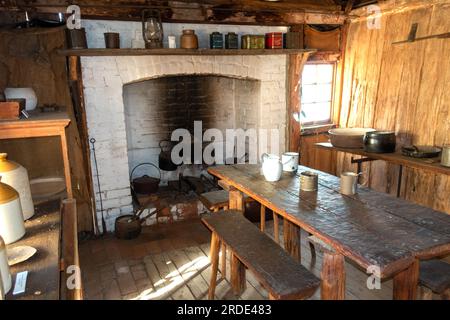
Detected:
[315,142,450,176]
[6,200,61,300]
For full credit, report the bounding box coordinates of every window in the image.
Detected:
[300,63,335,126]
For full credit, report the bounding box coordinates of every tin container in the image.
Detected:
[250,35,265,49]
[300,171,318,192]
[241,35,251,49]
[210,32,224,49]
[225,32,239,49]
[104,32,120,49]
[265,32,283,49]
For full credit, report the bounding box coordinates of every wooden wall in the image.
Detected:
[0,27,94,231]
[307,0,450,214]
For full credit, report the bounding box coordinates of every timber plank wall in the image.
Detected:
[0,27,93,231]
[305,0,450,215]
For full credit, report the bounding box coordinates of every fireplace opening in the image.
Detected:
[122,74,260,224]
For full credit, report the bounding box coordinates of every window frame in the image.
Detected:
[300,61,337,128]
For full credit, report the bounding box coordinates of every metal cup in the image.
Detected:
[340,172,359,195]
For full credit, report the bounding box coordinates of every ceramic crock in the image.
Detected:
[0,181,26,244]
[0,153,34,220]
[0,235,12,297]
[180,30,198,49]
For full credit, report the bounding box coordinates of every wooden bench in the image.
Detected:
[418,260,450,300]
[202,210,320,300]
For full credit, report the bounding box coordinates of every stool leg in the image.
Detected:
[208,232,220,300]
[273,213,279,244]
[418,286,433,300]
[220,242,227,279]
[260,205,266,231]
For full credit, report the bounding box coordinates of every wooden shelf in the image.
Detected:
[315,142,450,176]
[58,48,316,57]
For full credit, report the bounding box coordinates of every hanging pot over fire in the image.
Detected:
[130,163,161,195]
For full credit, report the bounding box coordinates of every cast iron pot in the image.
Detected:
[130,163,161,195]
[159,140,178,171]
[363,131,396,153]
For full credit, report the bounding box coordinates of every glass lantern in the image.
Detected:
[142,9,163,49]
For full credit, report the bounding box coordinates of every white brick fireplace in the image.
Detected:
[81,21,289,232]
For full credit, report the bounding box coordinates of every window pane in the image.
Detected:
[302,65,317,85]
[316,65,334,84]
[300,63,334,125]
[301,102,332,123]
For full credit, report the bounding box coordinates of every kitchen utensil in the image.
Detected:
[66,28,87,49]
[159,140,178,171]
[4,87,37,111]
[210,32,224,49]
[7,246,37,266]
[441,145,450,167]
[29,176,65,202]
[340,172,360,195]
[0,181,25,244]
[300,171,318,191]
[142,9,163,49]
[90,138,104,235]
[281,152,299,172]
[0,153,34,220]
[115,208,156,240]
[261,153,282,182]
[328,128,376,149]
[104,32,120,48]
[225,32,239,49]
[364,131,396,153]
[401,145,442,158]
[130,163,161,195]
[180,30,198,49]
[0,236,12,297]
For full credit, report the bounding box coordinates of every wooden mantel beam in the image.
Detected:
[0,0,348,25]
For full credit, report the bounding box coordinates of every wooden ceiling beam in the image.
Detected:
[0,0,348,25]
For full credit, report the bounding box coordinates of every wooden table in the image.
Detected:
[6,200,61,300]
[315,142,450,197]
[208,164,450,300]
[0,112,72,198]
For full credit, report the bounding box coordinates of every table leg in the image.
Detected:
[321,251,346,300]
[260,205,266,231]
[393,259,419,300]
[229,187,244,212]
[273,213,280,244]
[208,232,220,300]
[60,128,73,198]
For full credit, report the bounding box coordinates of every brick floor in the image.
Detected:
[80,218,210,300]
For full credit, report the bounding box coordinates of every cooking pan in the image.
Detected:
[130,163,161,195]
[401,145,442,158]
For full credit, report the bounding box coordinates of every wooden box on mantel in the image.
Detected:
[0,101,24,120]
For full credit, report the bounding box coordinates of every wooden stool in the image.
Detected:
[203,211,320,300]
[418,260,450,300]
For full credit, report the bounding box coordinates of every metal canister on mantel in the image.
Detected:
[265,32,283,49]
[241,34,252,49]
[210,32,224,49]
[225,32,239,49]
[250,35,265,49]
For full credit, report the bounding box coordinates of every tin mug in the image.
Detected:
[281,152,299,172]
[340,172,363,195]
[441,145,450,167]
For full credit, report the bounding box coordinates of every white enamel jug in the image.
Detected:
[261,153,282,182]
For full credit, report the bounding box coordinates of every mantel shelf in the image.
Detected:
[58,48,317,57]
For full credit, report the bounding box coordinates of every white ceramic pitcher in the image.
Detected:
[261,153,282,182]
